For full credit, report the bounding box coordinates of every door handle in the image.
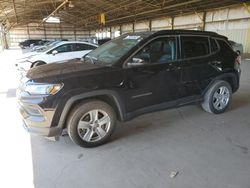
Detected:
[166,66,181,71]
[210,61,222,66]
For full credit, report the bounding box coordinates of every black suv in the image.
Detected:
[17,30,241,147]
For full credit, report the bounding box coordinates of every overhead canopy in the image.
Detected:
[0,0,244,29]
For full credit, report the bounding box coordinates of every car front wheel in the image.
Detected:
[202,80,232,114]
[67,100,117,147]
[31,61,46,68]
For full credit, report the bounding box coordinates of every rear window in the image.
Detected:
[217,39,234,54]
[211,38,219,52]
[73,43,96,51]
[181,36,209,58]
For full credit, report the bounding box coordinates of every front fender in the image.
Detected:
[54,89,126,129]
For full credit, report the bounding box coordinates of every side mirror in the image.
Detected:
[127,53,150,67]
[127,58,147,67]
[52,50,58,55]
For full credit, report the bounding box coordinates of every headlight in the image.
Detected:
[25,83,63,95]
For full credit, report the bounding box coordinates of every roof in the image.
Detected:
[55,41,98,46]
[155,29,226,38]
[125,29,227,39]
[0,0,243,30]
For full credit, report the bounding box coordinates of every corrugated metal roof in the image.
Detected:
[0,0,245,30]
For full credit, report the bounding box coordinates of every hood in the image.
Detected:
[26,59,105,80]
[17,51,40,61]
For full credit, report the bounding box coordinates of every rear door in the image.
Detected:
[179,36,216,97]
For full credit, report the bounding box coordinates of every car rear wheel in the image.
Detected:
[67,100,116,147]
[202,80,232,114]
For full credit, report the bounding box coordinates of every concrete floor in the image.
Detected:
[0,49,250,188]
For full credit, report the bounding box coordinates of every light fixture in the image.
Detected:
[68,1,74,8]
[43,16,60,23]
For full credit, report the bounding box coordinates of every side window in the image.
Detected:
[211,38,219,52]
[181,36,209,58]
[74,43,86,51]
[217,39,234,54]
[128,37,177,65]
[54,44,73,53]
[74,43,97,51]
[86,44,97,50]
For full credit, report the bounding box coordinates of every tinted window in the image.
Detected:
[74,43,96,51]
[182,36,209,58]
[217,39,234,53]
[229,40,235,46]
[130,37,177,64]
[211,38,219,52]
[54,44,73,53]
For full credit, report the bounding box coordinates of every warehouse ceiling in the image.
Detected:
[0,0,246,30]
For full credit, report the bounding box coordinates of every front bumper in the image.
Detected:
[22,121,62,137]
[15,61,32,72]
[18,90,63,137]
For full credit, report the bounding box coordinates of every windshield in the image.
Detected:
[36,41,61,52]
[86,34,144,65]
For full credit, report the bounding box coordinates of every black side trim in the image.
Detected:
[125,95,202,121]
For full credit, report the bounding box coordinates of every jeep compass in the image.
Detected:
[17,30,241,147]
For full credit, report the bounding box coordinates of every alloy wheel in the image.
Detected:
[213,86,230,110]
[77,109,111,142]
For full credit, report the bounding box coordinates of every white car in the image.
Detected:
[16,41,98,71]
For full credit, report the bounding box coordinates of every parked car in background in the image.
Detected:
[31,40,58,51]
[27,39,69,52]
[98,38,111,45]
[16,41,98,70]
[19,39,43,49]
[229,40,243,55]
[17,30,241,147]
[30,40,49,49]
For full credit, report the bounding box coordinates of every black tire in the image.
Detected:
[67,100,117,147]
[201,80,232,114]
[31,61,46,68]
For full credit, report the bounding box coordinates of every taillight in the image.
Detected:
[235,55,241,65]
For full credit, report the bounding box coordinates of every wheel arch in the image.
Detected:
[202,72,239,96]
[57,90,126,129]
[31,60,47,68]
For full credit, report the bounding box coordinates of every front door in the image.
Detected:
[122,36,182,113]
